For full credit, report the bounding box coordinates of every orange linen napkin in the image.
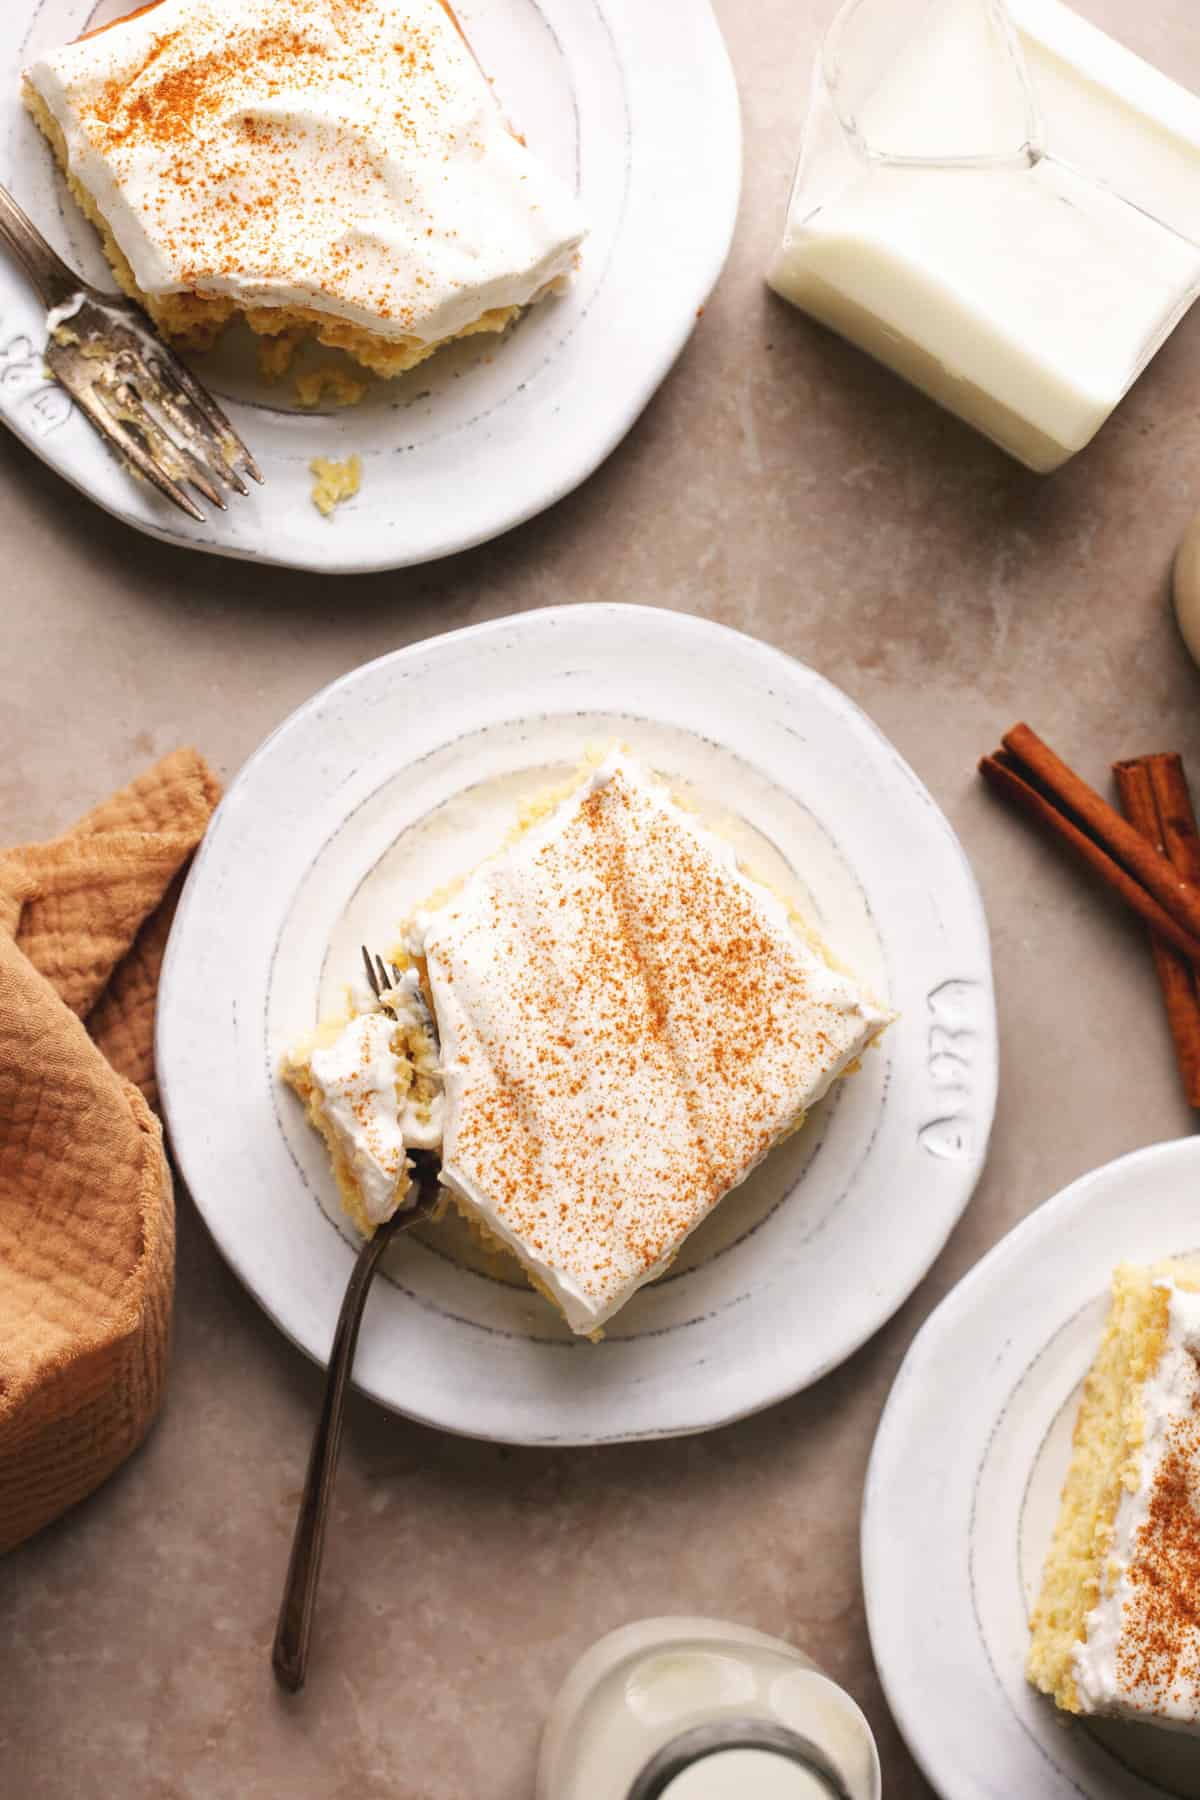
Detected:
[0,750,220,1554]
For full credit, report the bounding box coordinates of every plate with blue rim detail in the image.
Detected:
[157,603,997,1443]
[1,0,739,571]
[863,1137,1200,1800]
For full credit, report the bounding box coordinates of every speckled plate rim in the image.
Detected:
[157,603,998,1444]
[0,0,740,572]
[862,1137,1200,1800]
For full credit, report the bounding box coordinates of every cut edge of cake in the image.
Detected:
[1027,1259,1200,1715]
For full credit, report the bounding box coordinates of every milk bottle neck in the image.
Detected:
[627,1717,855,1800]
[820,0,1041,169]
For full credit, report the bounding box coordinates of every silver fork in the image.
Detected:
[272,947,442,1694]
[362,945,441,1051]
[0,184,262,522]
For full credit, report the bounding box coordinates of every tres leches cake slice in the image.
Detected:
[1028,1263,1200,1734]
[285,753,891,1335]
[23,0,587,377]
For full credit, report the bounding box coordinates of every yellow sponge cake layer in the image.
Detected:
[1028,1262,1200,1731]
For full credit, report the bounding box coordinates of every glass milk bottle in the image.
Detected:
[768,0,1200,472]
[537,1618,881,1800]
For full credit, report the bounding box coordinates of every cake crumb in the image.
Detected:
[310,455,362,517]
[295,366,369,409]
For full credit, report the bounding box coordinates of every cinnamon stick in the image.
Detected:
[1114,754,1200,1107]
[1002,723,1200,946]
[979,750,1200,965]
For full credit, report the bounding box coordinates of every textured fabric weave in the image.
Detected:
[0,750,219,1553]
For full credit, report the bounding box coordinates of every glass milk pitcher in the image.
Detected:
[768,0,1200,472]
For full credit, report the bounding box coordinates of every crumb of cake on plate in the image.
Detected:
[294,368,369,410]
[23,0,587,378]
[1028,1261,1200,1735]
[284,752,892,1336]
[309,454,361,515]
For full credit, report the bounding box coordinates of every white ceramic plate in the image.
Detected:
[157,603,997,1444]
[863,1138,1200,1800]
[1,0,739,571]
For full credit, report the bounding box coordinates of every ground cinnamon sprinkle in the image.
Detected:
[1118,1381,1200,1709]
[93,33,312,148]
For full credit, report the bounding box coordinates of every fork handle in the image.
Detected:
[0,184,86,313]
[271,1212,402,1694]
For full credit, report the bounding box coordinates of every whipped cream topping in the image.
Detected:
[412,753,891,1334]
[1073,1280,1200,1732]
[306,972,443,1226]
[27,0,587,342]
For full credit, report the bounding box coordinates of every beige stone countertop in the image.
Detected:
[7,1,1200,1794]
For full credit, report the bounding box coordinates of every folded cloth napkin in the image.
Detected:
[0,749,220,1554]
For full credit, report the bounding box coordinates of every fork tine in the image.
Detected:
[143,342,263,485]
[361,945,381,1000]
[400,962,440,1050]
[374,954,391,996]
[178,457,228,512]
[69,378,206,523]
[123,350,244,498]
[138,353,250,497]
[102,376,228,512]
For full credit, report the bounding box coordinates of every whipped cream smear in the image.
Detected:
[1073,1280,1200,1733]
[27,0,587,343]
